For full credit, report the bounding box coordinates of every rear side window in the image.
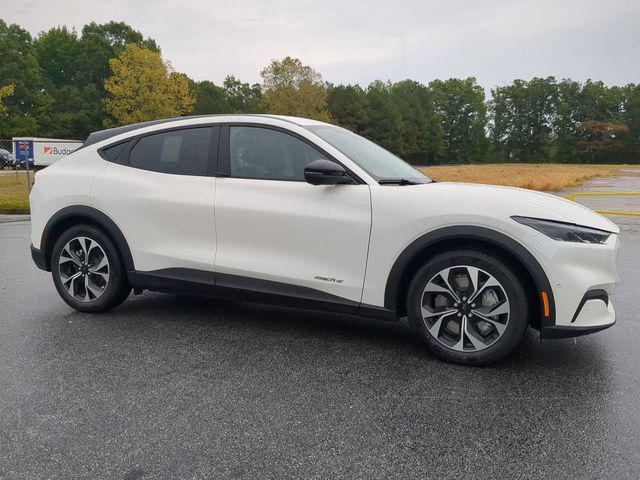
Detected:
[128,127,214,176]
[100,140,130,162]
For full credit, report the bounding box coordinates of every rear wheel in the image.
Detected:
[407,249,529,365]
[51,224,131,312]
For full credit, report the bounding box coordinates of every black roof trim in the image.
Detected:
[82,114,307,148]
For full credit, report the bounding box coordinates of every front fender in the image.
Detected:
[382,225,556,331]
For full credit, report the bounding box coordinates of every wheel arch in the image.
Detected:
[40,205,134,273]
[384,225,555,330]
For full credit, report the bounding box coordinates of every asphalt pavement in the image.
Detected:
[1,219,639,479]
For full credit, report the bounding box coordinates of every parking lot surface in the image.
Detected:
[1,218,639,479]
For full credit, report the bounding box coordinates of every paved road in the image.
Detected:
[557,168,640,235]
[1,220,639,480]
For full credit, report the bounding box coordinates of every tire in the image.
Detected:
[407,249,529,365]
[51,224,131,313]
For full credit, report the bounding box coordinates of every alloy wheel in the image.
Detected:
[421,265,510,352]
[58,236,110,303]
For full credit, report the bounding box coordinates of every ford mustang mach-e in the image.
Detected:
[29,115,619,364]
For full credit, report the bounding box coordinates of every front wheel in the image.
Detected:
[51,224,131,313]
[407,249,529,365]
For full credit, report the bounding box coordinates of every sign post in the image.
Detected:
[14,139,34,193]
[25,149,31,193]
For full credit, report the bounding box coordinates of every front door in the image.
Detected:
[214,125,371,305]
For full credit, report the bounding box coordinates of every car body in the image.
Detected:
[29,114,619,364]
[0,148,13,168]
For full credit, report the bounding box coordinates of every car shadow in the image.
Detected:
[101,291,613,373]
[115,291,423,354]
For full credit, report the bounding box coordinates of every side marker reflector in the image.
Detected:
[541,291,550,318]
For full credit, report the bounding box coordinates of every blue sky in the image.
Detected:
[4,0,639,90]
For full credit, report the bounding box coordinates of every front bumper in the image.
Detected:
[542,321,616,339]
[541,293,616,339]
[30,244,48,271]
[534,231,619,339]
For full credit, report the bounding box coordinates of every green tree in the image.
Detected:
[191,76,262,115]
[34,26,81,88]
[390,80,443,164]
[34,27,96,139]
[578,120,629,162]
[77,21,159,87]
[39,84,103,139]
[0,20,52,138]
[554,79,583,162]
[191,80,231,115]
[579,80,623,121]
[223,75,262,113]
[103,44,195,126]
[78,22,159,134]
[621,84,640,161]
[5,16,640,163]
[363,81,403,156]
[0,84,15,114]
[327,84,369,134]
[31,21,159,138]
[574,81,626,161]
[260,57,330,121]
[490,77,558,162]
[555,80,627,162]
[429,78,487,163]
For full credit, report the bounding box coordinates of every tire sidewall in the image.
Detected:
[407,250,529,365]
[51,225,127,312]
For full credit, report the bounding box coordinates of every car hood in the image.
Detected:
[423,182,620,233]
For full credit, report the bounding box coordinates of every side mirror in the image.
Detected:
[304,159,353,186]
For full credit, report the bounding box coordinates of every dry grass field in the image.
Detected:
[0,171,34,214]
[0,164,631,214]
[419,163,627,191]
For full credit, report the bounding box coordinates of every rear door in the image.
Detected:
[92,125,219,275]
[214,124,371,306]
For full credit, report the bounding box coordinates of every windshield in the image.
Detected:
[306,125,430,183]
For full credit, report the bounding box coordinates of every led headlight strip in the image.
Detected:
[511,216,612,244]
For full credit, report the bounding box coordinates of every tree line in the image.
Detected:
[1,19,639,164]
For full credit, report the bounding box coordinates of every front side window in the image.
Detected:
[306,125,430,183]
[128,127,213,176]
[230,126,328,181]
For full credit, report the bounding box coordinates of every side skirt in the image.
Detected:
[127,268,398,321]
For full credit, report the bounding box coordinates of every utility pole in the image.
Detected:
[25,152,31,193]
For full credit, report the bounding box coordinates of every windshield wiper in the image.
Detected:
[378,178,427,185]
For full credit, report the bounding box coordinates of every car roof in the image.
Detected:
[82,114,331,147]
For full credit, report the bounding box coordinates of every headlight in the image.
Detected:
[512,216,612,244]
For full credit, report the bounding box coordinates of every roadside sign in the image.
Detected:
[14,139,34,166]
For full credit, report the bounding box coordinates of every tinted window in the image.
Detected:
[307,125,430,182]
[128,127,212,175]
[100,140,130,162]
[230,126,327,181]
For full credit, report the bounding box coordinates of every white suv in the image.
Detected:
[29,115,619,364]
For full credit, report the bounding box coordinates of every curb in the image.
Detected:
[0,214,31,223]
